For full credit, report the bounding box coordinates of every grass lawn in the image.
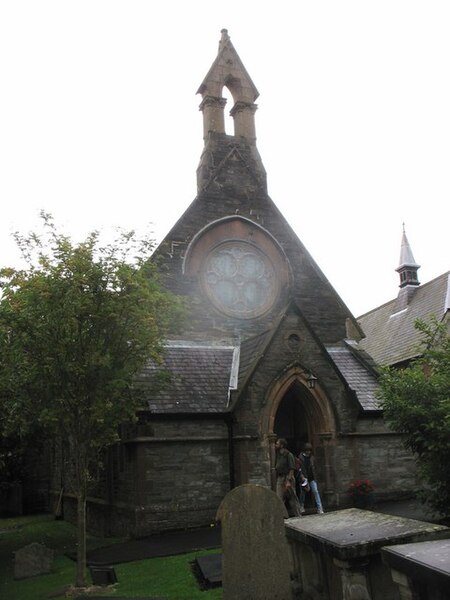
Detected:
[0,514,222,600]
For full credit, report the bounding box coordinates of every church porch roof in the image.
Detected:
[326,342,381,412]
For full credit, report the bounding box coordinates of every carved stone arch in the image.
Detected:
[260,366,337,493]
[263,366,336,439]
[183,215,291,275]
[223,75,243,105]
[221,77,247,137]
[221,85,235,135]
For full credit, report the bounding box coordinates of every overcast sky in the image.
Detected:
[1,1,448,317]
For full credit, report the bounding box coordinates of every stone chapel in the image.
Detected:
[55,30,448,536]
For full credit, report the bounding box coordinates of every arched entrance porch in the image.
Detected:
[261,367,337,504]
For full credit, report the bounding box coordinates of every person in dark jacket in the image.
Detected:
[298,442,324,514]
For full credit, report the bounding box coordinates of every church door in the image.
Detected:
[263,369,336,496]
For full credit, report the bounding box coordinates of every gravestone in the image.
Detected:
[14,542,54,579]
[216,483,293,600]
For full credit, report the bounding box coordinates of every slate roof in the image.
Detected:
[357,272,450,366]
[135,341,238,414]
[326,342,381,411]
[236,328,278,395]
[135,313,387,416]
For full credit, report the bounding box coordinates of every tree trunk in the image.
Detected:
[75,492,87,587]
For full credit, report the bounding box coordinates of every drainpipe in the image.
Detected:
[226,414,235,489]
[268,433,277,491]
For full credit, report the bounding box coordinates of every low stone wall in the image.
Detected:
[57,493,220,538]
[285,508,450,600]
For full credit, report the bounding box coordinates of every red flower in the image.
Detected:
[348,479,375,496]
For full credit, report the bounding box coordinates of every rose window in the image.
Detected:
[202,243,278,318]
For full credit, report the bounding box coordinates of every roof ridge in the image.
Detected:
[164,340,238,349]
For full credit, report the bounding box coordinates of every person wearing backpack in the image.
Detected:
[274,438,302,517]
[297,442,324,514]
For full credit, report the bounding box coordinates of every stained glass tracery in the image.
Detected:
[203,243,277,317]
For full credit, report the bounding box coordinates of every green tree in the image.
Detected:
[0,213,182,587]
[377,317,450,517]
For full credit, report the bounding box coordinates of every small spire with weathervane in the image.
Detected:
[393,224,421,313]
[396,223,420,289]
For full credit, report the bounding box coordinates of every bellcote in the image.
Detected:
[197,29,259,143]
[196,30,267,196]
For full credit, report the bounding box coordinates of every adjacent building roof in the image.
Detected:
[357,272,450,366]
[135,341,238,414]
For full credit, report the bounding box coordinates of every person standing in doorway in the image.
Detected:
[275,438,302,517]
[298,442,324,514]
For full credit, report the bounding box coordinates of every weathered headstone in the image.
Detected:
[14,542,54,579]
[216,483,293,600]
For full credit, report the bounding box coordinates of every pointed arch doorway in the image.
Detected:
[263,368,336,499]
[273,380,312,456]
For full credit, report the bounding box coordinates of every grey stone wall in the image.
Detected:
[54,413,418,535]
[75,417,231,537]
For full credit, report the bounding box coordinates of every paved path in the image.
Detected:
[85,525,221,566]
[82,497,445,566]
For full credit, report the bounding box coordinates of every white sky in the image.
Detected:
[1,1,448,317]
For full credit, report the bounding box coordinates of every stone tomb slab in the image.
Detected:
[194,553,222,587]
[285,508,450,560]
[285,509,450,600]
[382,538,450,595]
